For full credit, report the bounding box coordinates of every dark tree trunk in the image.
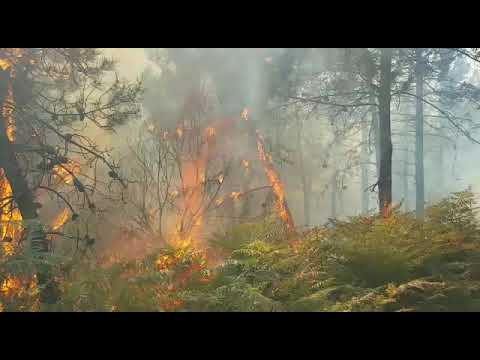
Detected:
[378,48,393,215]
[0,69,58,305]
[415,48,425,220]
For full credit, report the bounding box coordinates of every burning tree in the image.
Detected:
[132,49,299,251]
[0,48,142,304]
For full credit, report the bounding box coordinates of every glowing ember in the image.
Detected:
[0,276,21,297]
[205,127,216,138]
[176,125,184,139]
[52,160,81,186]
[241,159,250,174]
[50,208,71,231]
[255,130,295,233]
[0,48,26,71]
[241,108,249,121]
[230,191,242,201]
[156,254,177,271]
[161,299,184,312]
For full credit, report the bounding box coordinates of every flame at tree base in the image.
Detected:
[0,170,23,255]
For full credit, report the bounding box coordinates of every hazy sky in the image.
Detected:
[101,48,153,81]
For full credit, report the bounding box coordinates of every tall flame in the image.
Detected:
[2,80,15,143]
[1,48,27,144]
[176,155,207,248]
[0,171,23,255]
[50,208,71,231]
[255,130,295,233]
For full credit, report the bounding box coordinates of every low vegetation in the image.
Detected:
[2,190,480,312]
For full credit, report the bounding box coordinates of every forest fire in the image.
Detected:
[255,130,296,233]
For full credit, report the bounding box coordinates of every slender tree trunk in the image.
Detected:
[415,48,425,220]
[361,121,369,213]
[339,182,345,217]
[436,127,445,199]
[402,119,410,211]
[378,48,393,215]
[303,176,312,226]
[297,114,311,226]
[331,170,337,219]
[403,145,409,211]
[0,69,58,304]
[372,97,381,179]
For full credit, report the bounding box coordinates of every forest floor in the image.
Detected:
[3,190,480,312]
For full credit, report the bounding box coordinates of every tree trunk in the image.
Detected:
[415,48,425,220]
[402,120,410,211]
[297,115,311,226]
[0,69,58,305]
[361,121,369,213]
[403,144,410,211]
[373,109,381,187]
[331,170,337,219]
[378,48,393,215]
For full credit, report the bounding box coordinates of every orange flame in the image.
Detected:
[230,191,242,201]
[1,276,21,297]
[175,155,207,249]
[0,48,26,71]
[1,49,27,144]
[50,208,71,231]
[176,125,184,139]
[255,131,295,233]
[205,127,216,138]
[2,80,16,143]
[52,160,81,186]
[0,171,23,255]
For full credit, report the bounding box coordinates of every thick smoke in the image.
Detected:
[87,48,480,256]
